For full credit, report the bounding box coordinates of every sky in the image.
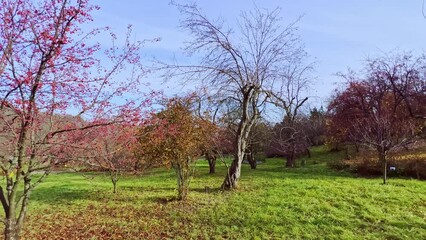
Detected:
[88,0,426,107]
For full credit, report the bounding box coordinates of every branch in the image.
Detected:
[0,186,9,217]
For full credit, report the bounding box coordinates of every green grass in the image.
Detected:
[13,146,426,239]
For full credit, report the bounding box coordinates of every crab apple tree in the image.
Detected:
[138,97,208,201]
[327,53,425,184]
[68,122,140,193]
[0,0,151,239]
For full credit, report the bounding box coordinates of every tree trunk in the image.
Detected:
[112,179,117,194]
[285,134,297,167]
[247,152,257,169]
[378,149,387,184]
[134,160,141,171]
[176,167,184,200]
[285,150,296,167]
[222,121,251,189]
[222,154,242,189]
[205,152,216,174]
[175,161,191,201]
[177,169,189,201]
[221,87,258,190]
[383,160,387,184]
[110,171,118,193]
[301,157,306,167]
[2,180,23,240]
[5,218,19,240]
[208,157,216,174]
[1,171,36,240]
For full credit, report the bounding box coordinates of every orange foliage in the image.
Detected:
[137,97,208,200]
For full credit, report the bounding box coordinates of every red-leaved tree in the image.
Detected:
[138,97,208,201]
[327,53,425,184]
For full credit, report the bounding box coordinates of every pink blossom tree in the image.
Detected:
[0,0,150,239]
[78,123,140,193]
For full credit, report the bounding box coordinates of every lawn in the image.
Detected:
[11,146,426,239]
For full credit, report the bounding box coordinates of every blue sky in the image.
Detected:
[89,0,426,106]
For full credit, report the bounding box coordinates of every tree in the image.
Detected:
[245,120,271,169]
[191,92,230,174]
[328,53,425,184]
[138,97,206,201]
[305,107,326,146]
[171,3,307,189]
[199,121,232,174]
[0,1,147,239]
[80,124,139,193]
[269,116,310,166]
[268,59,311,167]
[366,54,426,120]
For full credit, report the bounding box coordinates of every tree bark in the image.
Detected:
[221,88,257,190]
[2,167,35,240]
[208,157,216,174]
[378,148,387,184]
[247,152,257,169]
[221,119,250,189]
[175,160,191,201]
[110,171,119,193]
[222,154,242,189]
[285,150,296,167]
[285,133,297,167]
[5,218,19,240]
[112,179,118,194]
[3,176,21,240]
[382,159,387,185]
[205,152,216,174]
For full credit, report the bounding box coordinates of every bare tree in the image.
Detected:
[269,116,310,166]
[269,63,312,167]
[245,120,272,169]
[169,3,307,189]
[364,53,426,120]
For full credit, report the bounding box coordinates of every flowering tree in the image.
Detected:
[0,0,148,239]
[74,123,140,193]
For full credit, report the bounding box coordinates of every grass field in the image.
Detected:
[11,146,426,239]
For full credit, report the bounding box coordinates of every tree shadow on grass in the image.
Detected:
[190,186,223,194]
[31,183,183,205]
[121,185,175,192]
[251,164,356,181]
[147,196,180,205]
[30,185,93,204]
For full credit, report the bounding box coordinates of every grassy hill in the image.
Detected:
[14,146,426,239]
